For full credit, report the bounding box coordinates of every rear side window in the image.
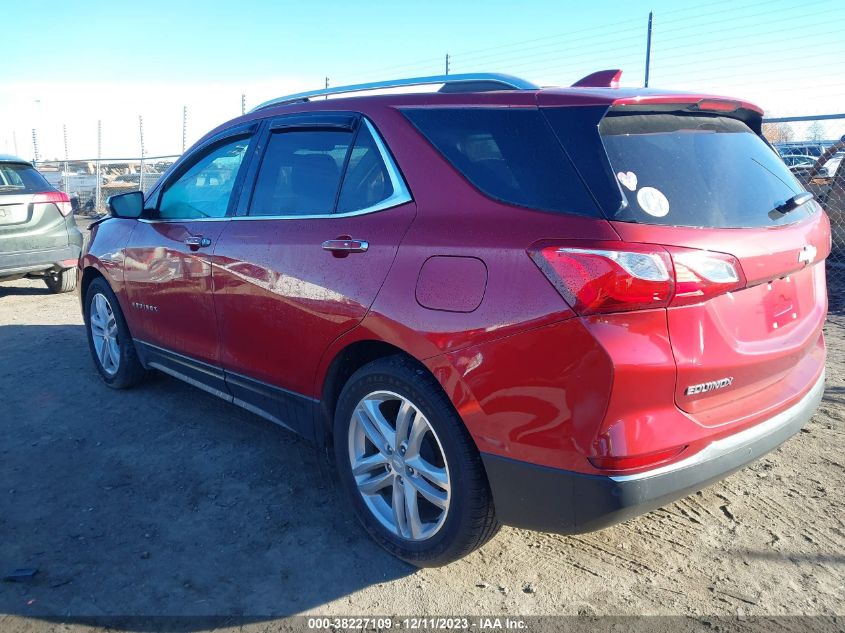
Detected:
[250,129,351,216]
[592,113,810,228]
[336,124,394,213]
[402,108,600,217]
[0,163,52,193]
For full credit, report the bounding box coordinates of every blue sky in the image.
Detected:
[2,0,843,157]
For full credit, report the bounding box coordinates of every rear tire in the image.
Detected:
[44,268,76,293]
[84,277,149,389]
[333,355,500,567]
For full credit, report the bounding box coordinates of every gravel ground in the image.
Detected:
[0,254,843,628]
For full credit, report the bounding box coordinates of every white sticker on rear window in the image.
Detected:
[617,171,638,191]
[636,186,670,217]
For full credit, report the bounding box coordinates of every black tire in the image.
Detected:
[44,268,77,293]
[333,355,500,566]
[83,277,149,389]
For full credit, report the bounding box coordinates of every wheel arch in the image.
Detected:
[80,265,106,307]
[316,338,480,450]
[318,339,408,445]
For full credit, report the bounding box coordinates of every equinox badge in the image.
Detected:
[685,377,734,396]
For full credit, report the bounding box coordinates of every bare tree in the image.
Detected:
[762,123,794,145]
[807,121,827,142]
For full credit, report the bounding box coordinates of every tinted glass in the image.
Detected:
[402,108,600,217]
[336,124,394,213]
[0,163,52,193]
[595,113,812,228]
[250,129,352,216]
[158,137,250,219]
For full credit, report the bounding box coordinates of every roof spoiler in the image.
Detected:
[572,69,622,88]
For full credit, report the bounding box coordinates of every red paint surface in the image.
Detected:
[415,256,488,313]
[81,84,827,478]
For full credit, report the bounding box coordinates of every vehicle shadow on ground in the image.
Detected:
[0,284,54,297]
[0,324,413,625]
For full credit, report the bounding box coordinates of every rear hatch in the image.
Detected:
[542,99,829,422]
[0,162,70,253]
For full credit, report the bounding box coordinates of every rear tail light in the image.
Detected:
[529,241,745,315]
[32,191,72,217]
[668,247,745,306]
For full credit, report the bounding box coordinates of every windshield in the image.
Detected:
[595,113,812,228]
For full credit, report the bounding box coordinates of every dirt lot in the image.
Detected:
[1,261,843,626]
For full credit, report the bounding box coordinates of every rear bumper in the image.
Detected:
[482,370,825,534]
[0,244,82,277]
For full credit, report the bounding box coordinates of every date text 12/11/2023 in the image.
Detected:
[306,617,528,630]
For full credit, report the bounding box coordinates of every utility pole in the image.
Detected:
[63,124,69,195]
[241,94,246,115]
[644,11,653,88]
[12,131,18,156]
[325,77,329,100]
[445,53,450,75]
[182,105,188,153]
[31,129,40,164]
[95,120,102,213]
[138,115,145,191]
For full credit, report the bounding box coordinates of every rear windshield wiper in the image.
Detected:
[770,192,814,218]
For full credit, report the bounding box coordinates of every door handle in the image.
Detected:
[321,238,369,254]
[185,235,212,250]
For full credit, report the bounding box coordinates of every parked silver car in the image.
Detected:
[0,155,83,292]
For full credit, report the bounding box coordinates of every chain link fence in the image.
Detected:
[35,156,179,216]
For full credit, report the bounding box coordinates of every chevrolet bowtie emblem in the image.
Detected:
[798,245,817,266]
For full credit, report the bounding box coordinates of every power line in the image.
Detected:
[650,1,834,48]
[469,6,840,83]
[450,0,780,64]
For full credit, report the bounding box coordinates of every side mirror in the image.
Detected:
[107,191,144,219]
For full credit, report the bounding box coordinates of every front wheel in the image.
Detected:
[84,277,149,389]
[333,355,500,566]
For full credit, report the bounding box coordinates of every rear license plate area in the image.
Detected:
[763,276,798,332]
[0,205,29,225]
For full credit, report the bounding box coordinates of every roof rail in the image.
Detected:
[250,73,539,112]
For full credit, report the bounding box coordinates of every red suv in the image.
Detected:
[80,71,829,566]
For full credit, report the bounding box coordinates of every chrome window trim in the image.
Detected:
[138,217,229,224]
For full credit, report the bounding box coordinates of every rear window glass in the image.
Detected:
[0,163,52,193]
[250,129,352,216]
[402,108,600,217]
[594,113,811,228]
[336,124,394,213]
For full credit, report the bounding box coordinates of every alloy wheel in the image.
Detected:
[348,390,451,541]
[89,293,120,376]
